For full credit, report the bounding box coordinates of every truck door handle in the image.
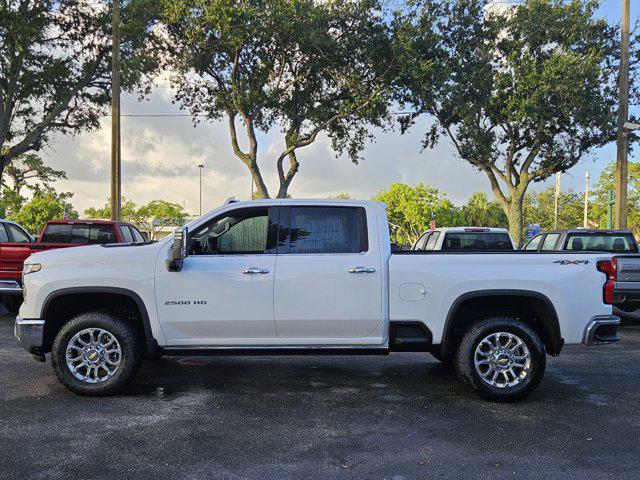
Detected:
[242,267,270,274]
[347,266,376,274]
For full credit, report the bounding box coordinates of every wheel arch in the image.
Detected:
[440,289,563,360]
[41,287,157,354]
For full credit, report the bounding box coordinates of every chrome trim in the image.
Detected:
[14,317,45,354]
[0,280,22,294]
[582,315,621,346]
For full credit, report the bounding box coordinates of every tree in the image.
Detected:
[158,0,395,198]
[136,200,187,240]
[590,162,640,229]
[523,186,586,230]
[1,153,66,196]
[463,192,508,228]
[0,0,156,181]
[84,197,143,224]
[372,182,464,246]
[8,189,78,234]
[395,0,631,243]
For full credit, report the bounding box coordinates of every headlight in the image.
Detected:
[23,263,42,275]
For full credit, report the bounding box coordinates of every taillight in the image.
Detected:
[596,258,617,304]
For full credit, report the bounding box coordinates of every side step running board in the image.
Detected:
[161,345,390,356]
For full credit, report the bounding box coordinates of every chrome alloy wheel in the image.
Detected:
[474,332,531,389]
[66,328,122,384]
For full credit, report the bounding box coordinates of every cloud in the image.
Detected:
[37,86,618,216]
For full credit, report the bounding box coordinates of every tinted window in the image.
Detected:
[566,233,638,253]
[41,224,118,244]
[6,223,30,242]
[524,234,543,251]
[442,232,513,251]
[190,208,269,255]
[424,232,440,250]
[413,232,430,251]
[541,233,560,251]
[0,224,9,242]
[120,226,134,243]
[130,227,145,242]
[288,207,368,254]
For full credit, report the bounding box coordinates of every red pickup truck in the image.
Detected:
[0,219,146,312]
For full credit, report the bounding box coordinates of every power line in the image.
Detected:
[109,111,418,118]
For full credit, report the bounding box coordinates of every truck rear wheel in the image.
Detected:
[51,311,143,396]
[454,317,546,402]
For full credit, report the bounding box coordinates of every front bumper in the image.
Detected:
[14,317,45,355]
[582,315,621,346]
[0,280,22,295]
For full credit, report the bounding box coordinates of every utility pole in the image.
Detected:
[198,164,205,215]
[554,172,561,229]
[614,0,630,229]
[584,171,590,229]
[110,0,121,221]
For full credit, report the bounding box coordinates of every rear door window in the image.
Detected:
[541,233,560,251]
[413,232,430,250]
[119,226,134,243]
[287,207,368,254]
[0,224,9,242]
[6,223,31,242]
[424,232,440,250]
[524,234,543,251]
[130,227,145,243]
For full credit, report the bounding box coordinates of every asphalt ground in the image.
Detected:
[0,313,638,480]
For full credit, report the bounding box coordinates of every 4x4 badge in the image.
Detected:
[554,260,590,265]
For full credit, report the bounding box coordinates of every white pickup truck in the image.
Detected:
[14,199,620,401]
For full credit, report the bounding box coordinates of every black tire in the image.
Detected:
[454,316,546,402]
[3,295,22,314]
[51,311,143,396]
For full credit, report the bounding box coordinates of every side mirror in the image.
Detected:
[166,227,189,272]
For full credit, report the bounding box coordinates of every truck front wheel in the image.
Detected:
[454,317,546,402]
[51,311,143,396]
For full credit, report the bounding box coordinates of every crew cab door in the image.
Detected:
[273,205,384,344]
[155,206,279,345]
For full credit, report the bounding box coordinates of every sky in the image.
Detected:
[37,0,636,216]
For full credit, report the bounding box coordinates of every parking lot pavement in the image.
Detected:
[1,314,639,480]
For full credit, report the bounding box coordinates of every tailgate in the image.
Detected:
[614,255,640,303]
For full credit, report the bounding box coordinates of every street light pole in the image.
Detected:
[614,0,630,229]
[584,171,590,229]
[198,164,205,216]
[554,172,561,229]
[110,0,121,221]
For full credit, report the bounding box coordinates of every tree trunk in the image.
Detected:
[505,195,525,247]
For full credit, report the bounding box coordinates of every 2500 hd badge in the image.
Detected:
[164,300,207,305]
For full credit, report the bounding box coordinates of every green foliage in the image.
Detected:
[395,0,629,242]
[1,154,66,196]
[0,188,26,218]
[372,182,464,246]
[590,162,640,230]
[158,0,395,198]
[463,192,508,228]
[84,197,143,224]
[328,193,352,199]
[0,0,156,180]
[8,190,78,234]
[523,186,586,230]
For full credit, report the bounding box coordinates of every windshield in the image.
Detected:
[442,232,513,251]
[565,233,638,253]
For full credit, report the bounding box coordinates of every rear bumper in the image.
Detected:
[0,280,22,295]
[14,317,45,355]
[582,315,621,346]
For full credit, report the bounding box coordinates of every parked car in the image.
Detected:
[15,199,619,401]
[412,227,516,251]
[0,219,146,313]
[523,229,640,323]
